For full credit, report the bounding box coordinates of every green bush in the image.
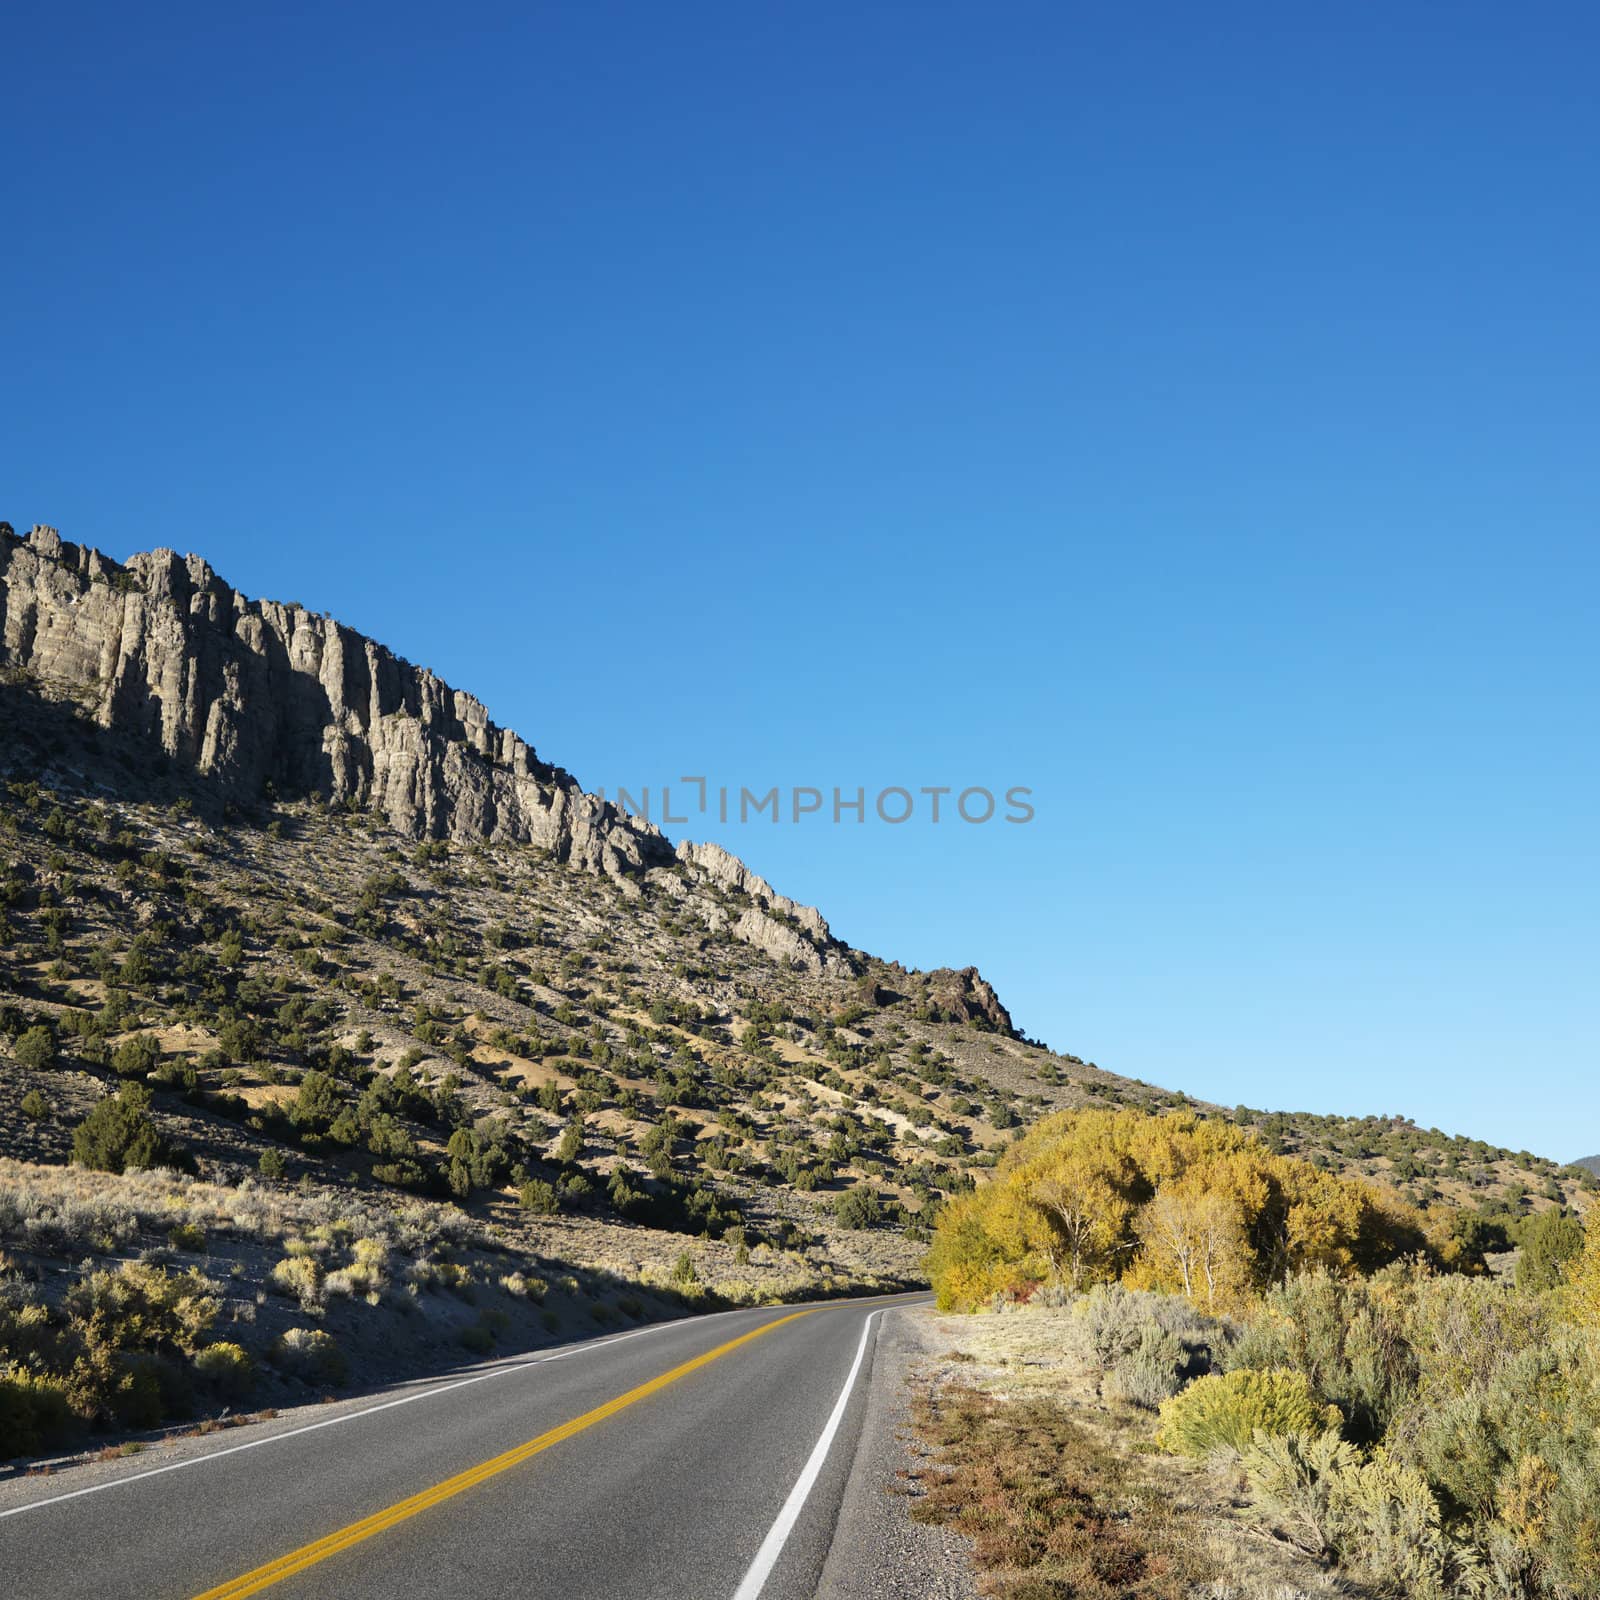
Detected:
[555,1118,584,1165]
[111,1352,190,1427]
[290,1070,340,1130]
[1156,1368,1340,1457]
[271,1327,346,1386]
[258,1148,287,1180]
[1226,1272,1417,1444]
[20,1090,48,1120]
[458,1321,496,1354]
[1517,1208,1584,1292]
[1388,1330,1600,1594]
[1242,1428,1473,1598]
[832,1185,882,1230]
[111,1033,161,1079]
[71,1084,184,1174]
[518,1178,559,1215]
[14,1026,55,1071]
[0,1366,75,1457]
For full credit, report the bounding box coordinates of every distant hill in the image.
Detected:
[1574,1156,1600,1178]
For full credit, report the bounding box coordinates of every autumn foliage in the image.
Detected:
[927,1107,1465,1311]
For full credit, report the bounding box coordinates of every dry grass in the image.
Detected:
[907,1381,1217,1598]
[909,1305,1362,1600]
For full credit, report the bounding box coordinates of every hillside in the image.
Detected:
[0,521,1591,1446]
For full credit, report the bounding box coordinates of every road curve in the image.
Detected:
[0,1291,930,1600]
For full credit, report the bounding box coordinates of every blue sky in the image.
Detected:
[4,3,1596,1159]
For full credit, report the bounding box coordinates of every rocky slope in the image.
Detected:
[0,523,862,975]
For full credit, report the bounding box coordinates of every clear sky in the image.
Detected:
[4,4,1596,1160]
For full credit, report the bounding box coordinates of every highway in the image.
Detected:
[0,1292,931,1600]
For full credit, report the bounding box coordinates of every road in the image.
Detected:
[0,1292,933,1600]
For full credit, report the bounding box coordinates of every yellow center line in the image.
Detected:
[191,1308,815,1600]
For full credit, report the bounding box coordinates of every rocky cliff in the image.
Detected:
[0,524,1014,993]
[0,525,681,878]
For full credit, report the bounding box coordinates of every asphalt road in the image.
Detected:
[0,1292,932,1600]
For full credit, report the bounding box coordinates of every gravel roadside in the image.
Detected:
[816,1305,977,1600]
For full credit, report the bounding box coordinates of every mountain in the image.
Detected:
[1,524,672,872]
[0,520,1590,1421]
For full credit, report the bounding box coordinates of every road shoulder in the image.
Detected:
[816,1306,976,1600]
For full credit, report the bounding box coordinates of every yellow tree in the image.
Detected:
[1133,1163,1259,1309]
[1019,1139,1141,1290]
[1266,1157,1366,1282]
[1126,1177,1248,1312]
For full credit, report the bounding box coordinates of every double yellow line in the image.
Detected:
[193,1309,813,1600]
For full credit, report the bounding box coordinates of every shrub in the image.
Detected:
[1105,1326,1190,1409]
[1516,1207,1583,1293]
[14,1026,55,1071]
[1064,1285,1229,1412]
[64,1261,219,1356]
[459,1321,496,1354]
[269,1255,325,1313]
[498,1270,547,1302]
[167,1222,205,1253]
[1074,1283,1225,1367]
[271,1327,346,1386]
[1074,1282,1161,1368]
[192,1341,255,1401]
[218,1018,262,1063]
[1385,1328,1600,1596]
[0,1366,75,1457]
[258,1148,287,1180]
[1226,1271,1417,1444]
[1156,1368,1340,1457]
[518,1178,559,1215]
[20,1090,47,1120]
[325,1239,388,1303]
[290,1070,340,1130]
[111,1033,161,1079]
[555,1118,584,1164]
[1243,1428,1477,1599]
[38,1262,217,1429]
[832,1185,882,1230]
[71,1084,184,1174]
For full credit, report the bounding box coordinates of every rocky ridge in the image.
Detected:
[0,525,887,988]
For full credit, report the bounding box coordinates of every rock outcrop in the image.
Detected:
[673,841,850,975]
[0,524,861,974]
[925,966,1016,1033]
[674,840,831,942]
[0,525,670,875]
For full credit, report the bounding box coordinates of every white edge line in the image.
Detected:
[0,1299,791,1521]
[729,1308,882,1600]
